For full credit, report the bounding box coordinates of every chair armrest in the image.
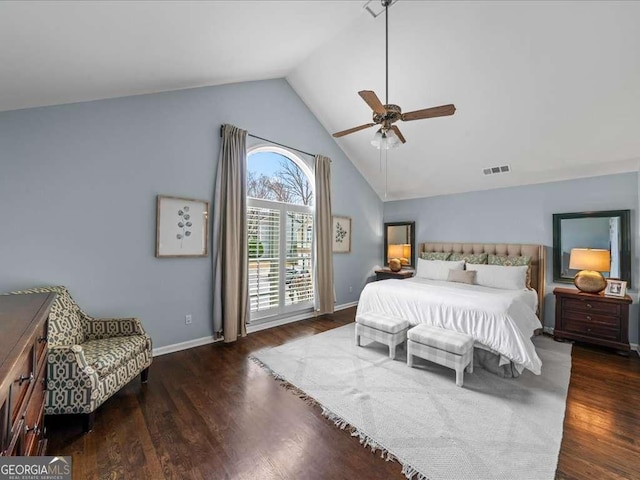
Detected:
[46,345,100,415]
[83,316,146,341]
[47,345,97,378]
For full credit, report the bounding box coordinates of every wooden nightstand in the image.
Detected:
[553,287,632,354]
[375,268,414,281]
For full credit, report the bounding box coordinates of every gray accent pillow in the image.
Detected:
[447,269,477,285]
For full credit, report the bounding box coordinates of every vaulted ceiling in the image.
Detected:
[2,1,640,200]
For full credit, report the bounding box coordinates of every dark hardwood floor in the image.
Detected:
[46,307,640,480]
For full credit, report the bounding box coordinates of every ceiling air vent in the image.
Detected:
[483,165,511,176]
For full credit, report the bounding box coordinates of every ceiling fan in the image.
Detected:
[333,0,456,148]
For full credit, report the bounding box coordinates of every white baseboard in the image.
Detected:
[335,301,358,311]
[542,326,639,356]
[154,301,360,356]
[153,335,222,357]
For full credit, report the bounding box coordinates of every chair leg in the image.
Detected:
[141,367,150,384]
[83,412,95,433]
[389,343,396,360]
[456,368,464,387]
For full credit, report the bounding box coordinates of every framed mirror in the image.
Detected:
[384,221,416,268]
[552,210,631,287]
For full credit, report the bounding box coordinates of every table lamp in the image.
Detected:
[387,244,404,272]
[569,248,611,293]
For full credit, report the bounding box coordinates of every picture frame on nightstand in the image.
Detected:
[604,279,627,298]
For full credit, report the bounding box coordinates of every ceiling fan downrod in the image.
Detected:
[383,0,391,106]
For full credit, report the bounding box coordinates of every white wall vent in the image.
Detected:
[483,165,511,176]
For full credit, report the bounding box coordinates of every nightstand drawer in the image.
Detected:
[562,309,620,328]
[562,319,620,341]
[562,298,620,316]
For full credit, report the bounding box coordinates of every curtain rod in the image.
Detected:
[219,126,316,158]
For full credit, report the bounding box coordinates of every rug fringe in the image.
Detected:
[249,354,430,480]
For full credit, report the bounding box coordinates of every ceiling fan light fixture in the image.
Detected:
[371,128,401,150]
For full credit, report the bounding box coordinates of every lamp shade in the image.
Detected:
[569,248,610,272]
[388,244,404,260]
[371,128,401,150]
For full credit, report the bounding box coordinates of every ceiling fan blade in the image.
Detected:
[402,104,456,122]
[358,90,387,115]
[390,125,406,144]
[333,123,376,138]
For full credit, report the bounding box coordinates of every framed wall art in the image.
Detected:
[156,195,209,258]
[332,215,351,253]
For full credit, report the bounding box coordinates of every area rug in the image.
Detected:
[252,323,572,480]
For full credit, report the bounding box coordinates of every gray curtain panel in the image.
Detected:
[314,154,334,314]
[212,124,249,342]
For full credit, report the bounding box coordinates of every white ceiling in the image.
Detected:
[2,1,640,201]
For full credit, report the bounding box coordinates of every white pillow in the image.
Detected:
[465,263,528,290]
[416,259,465,281]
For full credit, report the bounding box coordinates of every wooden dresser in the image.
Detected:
[553,287,631,354]
[0,292,55,456]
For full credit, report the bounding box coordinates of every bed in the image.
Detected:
[357,242,546,376]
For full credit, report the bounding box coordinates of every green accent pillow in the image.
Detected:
[420,252,451,261]
[489,255,532,288]
[488,254,531,267]
[449,252,488,264]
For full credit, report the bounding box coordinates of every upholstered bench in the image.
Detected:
[407,324,474,387]
[355,313,409,360]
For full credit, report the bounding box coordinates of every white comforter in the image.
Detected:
[357,278,543,374]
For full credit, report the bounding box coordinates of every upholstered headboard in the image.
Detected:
[418,242,546,320]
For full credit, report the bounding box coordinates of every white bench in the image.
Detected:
[407,324,474,387]
[355,313,409,360]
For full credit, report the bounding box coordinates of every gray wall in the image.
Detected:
[384,172,639,345]
[0,78,383,348]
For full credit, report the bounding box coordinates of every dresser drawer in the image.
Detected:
[23,390,45,456]
[562,309,620,328]
[5,418,25,456]
[9,343,35,426]
[563,319,620,341]
[562,297,620,316]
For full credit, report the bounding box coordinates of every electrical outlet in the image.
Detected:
[185,314,192,325]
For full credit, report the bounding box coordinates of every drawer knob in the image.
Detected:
[586,316,592,321]
[18,372,34,385]
[587,328,592,333]
[586,304,593,309]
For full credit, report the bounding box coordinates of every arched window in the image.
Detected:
[246,146,314,322]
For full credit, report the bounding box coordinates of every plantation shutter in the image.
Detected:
[285,211,314,306]
[248,206,280,313]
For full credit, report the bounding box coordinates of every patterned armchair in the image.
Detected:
[10,286,152,432]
